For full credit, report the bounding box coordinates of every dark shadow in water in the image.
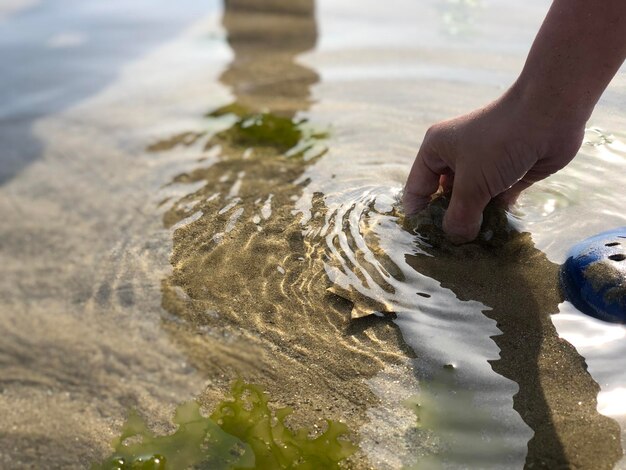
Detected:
[345,313,399,336]
[0,0,209,185]
[149,2,415,468]
[405,196,623,469]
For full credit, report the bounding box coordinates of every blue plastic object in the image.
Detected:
[561,227,626,323]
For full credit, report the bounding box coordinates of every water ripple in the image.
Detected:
[305,186,534,468]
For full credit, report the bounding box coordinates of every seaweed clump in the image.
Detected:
[93,381,356,470]
[207,104,328,157]
[148,104,328,160]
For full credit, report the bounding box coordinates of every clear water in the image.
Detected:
[1,0,626,468]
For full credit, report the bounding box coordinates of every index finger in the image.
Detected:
[403,145,447,215]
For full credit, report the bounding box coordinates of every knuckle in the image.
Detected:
[423,124,440,143]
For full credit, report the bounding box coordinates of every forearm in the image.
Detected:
[511,0,626,127]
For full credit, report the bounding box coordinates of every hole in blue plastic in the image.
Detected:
[609,254,626,262]
[606,242,620,247]
[417,292,431,298]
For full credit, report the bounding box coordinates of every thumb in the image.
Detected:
[443,176,490,244]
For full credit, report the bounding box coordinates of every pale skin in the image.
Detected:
[403,0,626,243]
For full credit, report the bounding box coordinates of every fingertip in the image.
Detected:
[443,186,489,244]
[404,147,445,215]
[442,215,482,244]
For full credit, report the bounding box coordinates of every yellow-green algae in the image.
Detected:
[208,104,328,156]
[93,381,356,470]
[149,104,328,161]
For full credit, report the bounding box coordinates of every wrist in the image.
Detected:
[505,75,595,130]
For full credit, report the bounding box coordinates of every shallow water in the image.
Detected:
[1,0,626,468]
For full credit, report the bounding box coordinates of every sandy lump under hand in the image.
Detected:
[402,192,515,250]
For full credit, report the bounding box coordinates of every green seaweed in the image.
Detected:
[207,104,328,156]
[93,381,356,470]
[226,113,303,151]
[149,104,328,159]
[211,380,357,469]
[92,400,253,470]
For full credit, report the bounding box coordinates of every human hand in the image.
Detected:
[403,90,585,243]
